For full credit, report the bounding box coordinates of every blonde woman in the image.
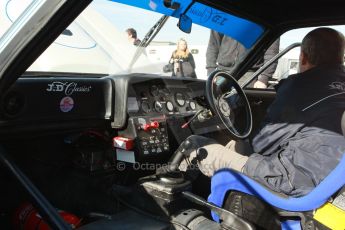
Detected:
[166,38,196,78]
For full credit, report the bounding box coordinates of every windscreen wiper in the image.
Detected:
[127,15,169,72]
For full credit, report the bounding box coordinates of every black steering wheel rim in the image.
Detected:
[206,70,253,139]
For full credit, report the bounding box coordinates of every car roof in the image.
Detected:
[198,0,345,29]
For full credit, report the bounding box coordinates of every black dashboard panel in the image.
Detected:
[0,73,226,159]
[0,77,113,126]
[0,73,223,145]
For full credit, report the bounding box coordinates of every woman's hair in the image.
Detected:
[172,38,190,59]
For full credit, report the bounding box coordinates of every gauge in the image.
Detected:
[166,101,174,112]
[189,101,196,110]
[175,93,185,107]
[154,101,163,112]
[141,101,150,113]
[150,85,159,97]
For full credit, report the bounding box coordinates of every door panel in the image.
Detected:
[244,89,276,135]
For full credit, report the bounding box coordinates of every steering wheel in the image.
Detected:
[206,70,252,139]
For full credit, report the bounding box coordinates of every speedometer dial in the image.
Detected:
[154,101,163,112]
[175,93,185,107]
[166,101,174,112]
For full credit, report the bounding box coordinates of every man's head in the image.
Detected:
[299,27,345,73]
[126,28,137,42]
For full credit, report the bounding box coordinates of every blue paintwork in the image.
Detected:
[109,0,264,48]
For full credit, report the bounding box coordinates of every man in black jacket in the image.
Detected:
[206,30,280,88]
[177,27,345,197]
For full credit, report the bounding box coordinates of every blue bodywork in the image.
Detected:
[109,0,264,48]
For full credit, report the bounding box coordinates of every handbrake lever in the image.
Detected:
[182,191,255,230]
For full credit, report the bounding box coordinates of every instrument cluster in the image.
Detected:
[131,83,200,115]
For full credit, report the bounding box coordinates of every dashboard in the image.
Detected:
[0,74,206,131]
[0,73,224,163]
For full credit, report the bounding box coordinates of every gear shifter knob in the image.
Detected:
[181,139,191,152]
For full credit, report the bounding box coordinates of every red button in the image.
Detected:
[150,121,159,129]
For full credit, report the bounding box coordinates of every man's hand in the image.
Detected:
[253,80,267,89]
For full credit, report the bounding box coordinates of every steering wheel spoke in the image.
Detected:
[206,71,253,139]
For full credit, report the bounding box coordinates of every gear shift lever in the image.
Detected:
[167,139,193,172]
[156,139,194,184]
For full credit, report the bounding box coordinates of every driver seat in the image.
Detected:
[208,112,345,230]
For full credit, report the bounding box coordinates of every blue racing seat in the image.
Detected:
[209,112,345,229]
[208,154,345,224]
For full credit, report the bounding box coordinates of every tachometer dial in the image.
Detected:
[166,101,174,112]
[175,93,185,107]
[154,101,163,112]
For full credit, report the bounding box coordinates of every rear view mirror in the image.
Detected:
[178,14,192,33]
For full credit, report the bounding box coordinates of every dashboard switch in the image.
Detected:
[142,124,151,131]
[150,121,160,129]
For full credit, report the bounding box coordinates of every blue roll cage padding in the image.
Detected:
[108,0,264,48]
[208,153,345,222]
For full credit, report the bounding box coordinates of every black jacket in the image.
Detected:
[244,65,345,197]
[206,30,280,84]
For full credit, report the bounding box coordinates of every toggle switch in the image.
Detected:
[150,121,160,129]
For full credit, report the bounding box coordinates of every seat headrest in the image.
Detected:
[341,112,345,136]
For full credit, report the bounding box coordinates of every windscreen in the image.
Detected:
[0,0,264,78]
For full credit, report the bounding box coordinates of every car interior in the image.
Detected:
[0,0,344,230]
